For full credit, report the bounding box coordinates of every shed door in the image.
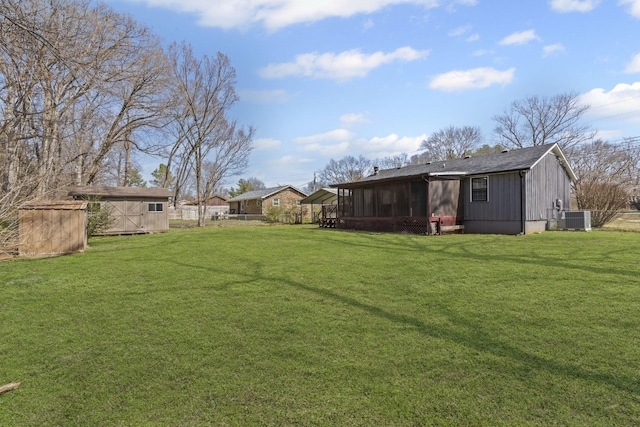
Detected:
[124,200,144,231]
[106,200,145,232]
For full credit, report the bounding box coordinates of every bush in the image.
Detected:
[574,180,630,227]
[84,197,116,237]
[264,206,284,224]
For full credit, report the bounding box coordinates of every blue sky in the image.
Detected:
[105,0,640,189]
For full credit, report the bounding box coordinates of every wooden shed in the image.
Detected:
[19,201,87,256]
[68,186,171,235]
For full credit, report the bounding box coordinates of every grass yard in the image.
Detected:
[1,226,640,425]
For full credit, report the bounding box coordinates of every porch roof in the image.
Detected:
[299,188,337,205]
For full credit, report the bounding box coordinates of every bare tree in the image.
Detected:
[420,125,482,162]
[571,138,640,226]
[0,0,170,191]
[492,92,595,153]
[319,155,372,185]
[167,43,253,226]
[375,153,410,169]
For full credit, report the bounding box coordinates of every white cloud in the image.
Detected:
[258,47,430,81]
[473,49,491,57]
[550,0,600,13]
[619,0,640,18]
[290,130,426,159]
[238,89,290,103]
[580,82,640,123]
[446,0,478,12]
[135,0,440,31]
[448,24,472,37]
[467,33,480,42]
[253,138,282,150]
[352,133,426,158]
[340,113,371,127]
[499,29,541,46]
[299,141,351,155]
[363,17,375,30]
[624,53,640,73]
[293,129,356,145]
[429,67,515,92]
[543,43,566,57]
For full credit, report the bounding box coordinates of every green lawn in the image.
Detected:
[1,226,640,425]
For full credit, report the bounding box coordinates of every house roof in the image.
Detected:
[227,185,307,202]
[68,185,172,198]
[299,188,338,205]
[334,143,576,187]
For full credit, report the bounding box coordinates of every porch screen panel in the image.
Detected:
[352,188,364,217]
[378,185,394,217]
[363,188,375,217]
[411,180,427,217]
[339,188,352,217]
[395,183,410,217]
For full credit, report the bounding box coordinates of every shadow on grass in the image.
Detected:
[281,274,640,397]
[313,229,639,279]
[163,250,640,397]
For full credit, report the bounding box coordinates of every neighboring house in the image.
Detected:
[184,195,228,207]
[227,185,309,218]
[333,143,576,235]
[68,186,171,234]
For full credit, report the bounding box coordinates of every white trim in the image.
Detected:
[530,143,578,182]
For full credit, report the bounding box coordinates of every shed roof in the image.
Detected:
[68,185,171,199]
[227,185,307,202]
[20,200,88,210]
[334,143,576,187]
[299,188,338,205]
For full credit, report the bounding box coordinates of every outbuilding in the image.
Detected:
[300,188,338,227]
[68,186,171,235]
[19,201,88,256]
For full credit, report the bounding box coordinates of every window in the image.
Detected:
[148,203,164,212]
[471,177,488,202]
[273,198,280,206]
[296,200,301,206]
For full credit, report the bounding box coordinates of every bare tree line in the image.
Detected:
[0,0,254,245]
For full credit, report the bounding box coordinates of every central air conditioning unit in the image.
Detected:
[558,211,591,231]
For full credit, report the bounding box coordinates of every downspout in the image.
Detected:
[519,170,527,235]
[423,175,432,235]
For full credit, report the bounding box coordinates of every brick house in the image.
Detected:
[227,185,309,218]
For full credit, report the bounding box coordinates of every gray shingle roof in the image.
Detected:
[227,185,307,202]
[68,185,171,198]
[334,143,576,186]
